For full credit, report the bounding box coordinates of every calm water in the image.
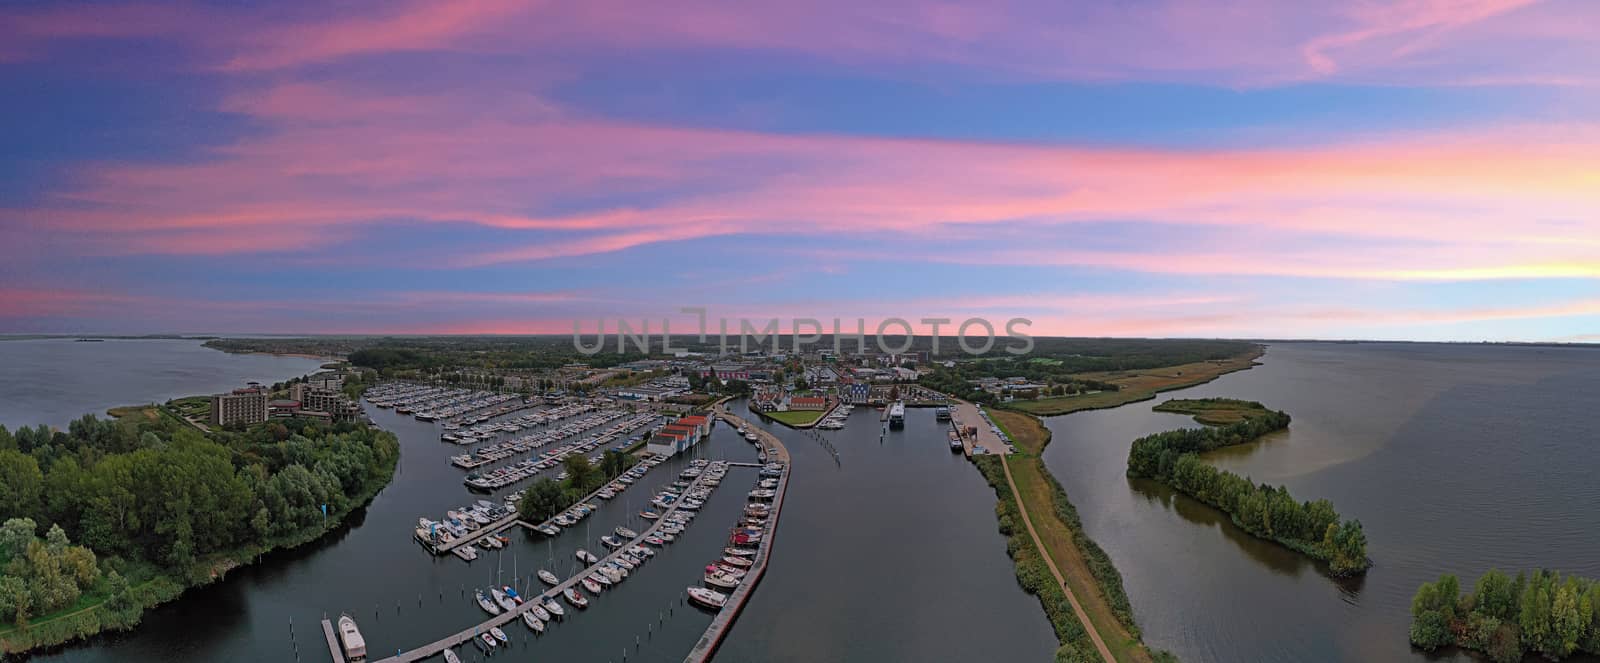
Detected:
[18,343,1053,662]
[0,338,326,429]
[714,405,1060,662]
[1040,342,1600,662]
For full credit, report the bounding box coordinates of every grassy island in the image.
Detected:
[1127,399,1370,576]
[1410,569,1600,662]
[0,411,398,654]
[760,409,827,427]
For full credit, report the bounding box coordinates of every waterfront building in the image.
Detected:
[210,386,268,426]
[289,383,361,422]
[787,396,828,411]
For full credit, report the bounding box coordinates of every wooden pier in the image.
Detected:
[684,407,791,662]
[321,618,346,663]
[368,468,722,663]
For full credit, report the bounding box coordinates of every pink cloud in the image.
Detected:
[4,1,1594,87]
[12,76,1598,283]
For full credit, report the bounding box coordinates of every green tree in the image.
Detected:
[562,454,596,491]
[516,479,566,523]
[0,575,30,625]
[1409,609,1453,651]
[0,449,44,520]
[1474,568,1518,621]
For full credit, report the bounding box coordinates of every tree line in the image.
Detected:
[1125,403,1370,576]
[1411,568,1600,662]
[517,451,635,524]
[0,412,398,645]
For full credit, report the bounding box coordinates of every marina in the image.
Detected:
[365,460,733,663]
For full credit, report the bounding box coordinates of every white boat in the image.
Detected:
[543,598,565,618]
[703,572,739,590]
[337,613,367,661]
[588,571,613,587]
[564,588,589,608]
[489,626,508,643]
[538,570,560,586]
[687,587,728,610]
[576,549,599,564]
[722,555,753,568]
[443,649,461,663]
[582,577,602,593]
[476,589,500,615]
[491,588,517,612]
[531,604,551,621]
[614,526,638,539]
[523,610,546,633]
[600,535,623,549]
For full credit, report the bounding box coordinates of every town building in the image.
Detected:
[645,414,710,457]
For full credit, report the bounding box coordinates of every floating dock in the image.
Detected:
[321,618,346,663]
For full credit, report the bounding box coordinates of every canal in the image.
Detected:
[714,402,1060,662]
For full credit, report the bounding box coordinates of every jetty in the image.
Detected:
[367,467,722,663]
[685,405,791,662]
[320,618,346,663]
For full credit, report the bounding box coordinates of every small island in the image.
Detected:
[1409,569,1600,663]
[1128,398,1370,576]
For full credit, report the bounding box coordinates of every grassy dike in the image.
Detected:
[979,408,1174,663]
[0,437,399,655]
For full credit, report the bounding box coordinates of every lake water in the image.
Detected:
[1040,342,1600,662]
[0,338,326,429]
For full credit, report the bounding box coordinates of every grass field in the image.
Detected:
[1006,347,1264,417]
[762,409,825,427]
[988,408,1161,663]
[1152,397,1273,425]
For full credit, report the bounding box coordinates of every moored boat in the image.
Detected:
[543,598,565,618]
[523,610,545,633]
[489,626,508,643]
[337,613,367,661]
[475,589,500,615]
[564,587,589,608]
[538,569,560,586]
[687,587,728,610]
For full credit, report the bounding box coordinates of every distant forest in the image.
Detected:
[206,335,1258,375]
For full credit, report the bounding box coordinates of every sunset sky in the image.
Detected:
[2,1,1597,341]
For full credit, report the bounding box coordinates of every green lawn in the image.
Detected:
[763,409,825,427]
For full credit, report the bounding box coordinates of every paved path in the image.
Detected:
[999,453,1114,663]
